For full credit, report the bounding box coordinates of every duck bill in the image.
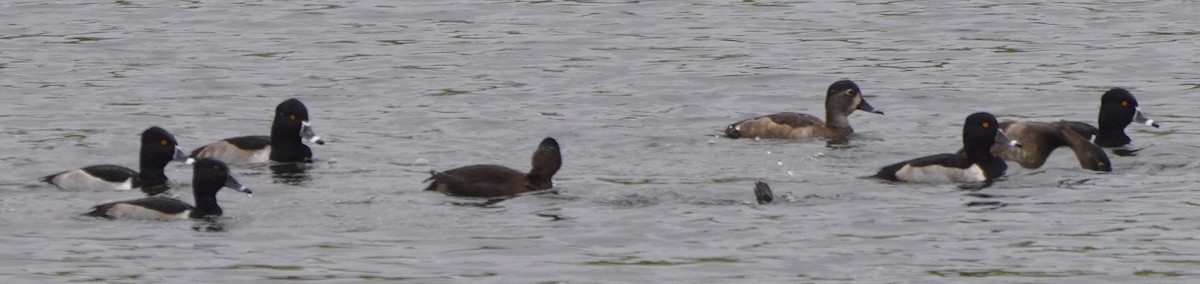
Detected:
[225,175,253,195]
[174,146,196,165]
[1133,107,1159,128]
[857,98,884,115]
[995,130,1022,148]
[300,121,326,145]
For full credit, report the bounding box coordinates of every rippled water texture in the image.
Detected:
[2,0,1199,282]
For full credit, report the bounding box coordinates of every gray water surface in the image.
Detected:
[2,0,1199,282]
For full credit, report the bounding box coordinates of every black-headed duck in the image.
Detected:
[43,126,193,194]
[875,112,1021,184]
[191,98,325,164]
[84,158,251,220]
[1058,88,1159,148]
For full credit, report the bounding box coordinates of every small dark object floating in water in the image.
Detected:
[754,181,774,205]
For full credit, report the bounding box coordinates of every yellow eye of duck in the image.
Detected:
[212,165,222,171]
[1121,101,1129,107]
[160,139,168,146]
[982,122,990,129]
[289,114,297,121]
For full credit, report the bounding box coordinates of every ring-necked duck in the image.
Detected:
[987,121,1111,171]
[1057,88,1159,148]
[425,137,562,197]
[43,127,193,194]
[83,158,251,220]
[191,98,325,164]
[754,181,774,204]
[875,112,1021,184]
[724,80,883,139]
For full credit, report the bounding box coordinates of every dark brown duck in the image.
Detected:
[425,137,562,198]
[990,121,1111,171]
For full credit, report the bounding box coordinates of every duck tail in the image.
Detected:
[41,172,63,185]
[81,204,115,219]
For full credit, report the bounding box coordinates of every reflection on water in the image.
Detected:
[191,217,226,232]
[442,190,559,207]
[140,183,170,196]
[956,180,993,191]
[965,200,1007,209]
[964,193,1007,208]
[270,162,311,185]
[534,212,568,221]
[1111,146,1145,157]
[825,136,851,148]
[447,198,506,208]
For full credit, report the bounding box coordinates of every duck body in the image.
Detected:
[85,196,195,220]
[425,165,538,197]
[44,165,139,191]
[876,153,1000,183]
[191,136,273,164]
